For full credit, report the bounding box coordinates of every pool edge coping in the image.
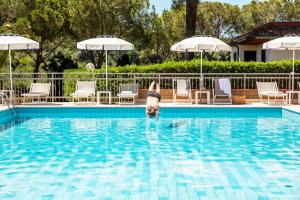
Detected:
[1,104,300,114]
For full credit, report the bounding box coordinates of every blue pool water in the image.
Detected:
[0,107,300,199]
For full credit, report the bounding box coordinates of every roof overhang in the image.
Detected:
[230,22,300,46]
[235,37,278,45]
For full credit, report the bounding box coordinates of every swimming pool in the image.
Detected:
[0,107,299,199]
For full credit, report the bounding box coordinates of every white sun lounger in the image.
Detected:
[173,79,192,104]
[70,81,96,102]
[117,84,139,105]
[21,83,51,103]
[212,78,232,104]
[256,82,287,105]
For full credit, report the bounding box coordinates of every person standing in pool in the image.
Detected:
[146,81,161,117]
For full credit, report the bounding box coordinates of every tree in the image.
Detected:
[240,0,300,34]
[196,2,242,39]
[0,0,23,27]
[1,0,299,71]
[13,0,72,74]
[171,0,185,10]
[185,0,198,60]
[186,0,198,37]
[68,0,149,68]
[141,9,169,63]
[0,0,10,26]
[140,6,185,64]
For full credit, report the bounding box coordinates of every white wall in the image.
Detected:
[231,44,300,62]
[266,50,300,61]
[230,47,238,61]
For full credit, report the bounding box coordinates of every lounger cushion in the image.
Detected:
[70,92,94,97]
[121,91,133,94]
[117,93,137,97]
[21,92,48,97]
[259,92,286,97]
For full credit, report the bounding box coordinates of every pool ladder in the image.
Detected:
[0,92,17,117]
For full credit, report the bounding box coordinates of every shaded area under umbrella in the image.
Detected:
[77,35,134,90]
[171,36,231,86]
[0,34,39,91]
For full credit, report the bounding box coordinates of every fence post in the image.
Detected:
[51,73,54,102]
[158,74,161,85]
[134,73,137,85]
[289,73,292,90]
[243,74,247,90]
[201,73,204,89]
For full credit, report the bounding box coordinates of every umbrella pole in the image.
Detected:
[9,49,13,91]
[105,50,108,90]
[292,49,295,91]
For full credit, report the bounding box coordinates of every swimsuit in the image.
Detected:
[147,91,161,102]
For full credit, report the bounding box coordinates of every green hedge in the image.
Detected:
[63,60,300,99]
[65,60,300,74]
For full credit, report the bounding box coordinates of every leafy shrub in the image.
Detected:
[63,60,300,98]
[65,60,300,74]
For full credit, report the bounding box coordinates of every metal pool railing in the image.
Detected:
[0,72,299,103]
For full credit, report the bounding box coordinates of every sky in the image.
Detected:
[150,0,252,14]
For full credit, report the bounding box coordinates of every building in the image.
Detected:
[230,22,300,62]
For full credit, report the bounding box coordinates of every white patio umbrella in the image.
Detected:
[77,35,134,89]
[263,35,300,90]
[171,36,231,81]
[0,34,39,90]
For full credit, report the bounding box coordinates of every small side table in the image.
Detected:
[195,91,210,104]
[286,91,300,105]
[97,91,112,104]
